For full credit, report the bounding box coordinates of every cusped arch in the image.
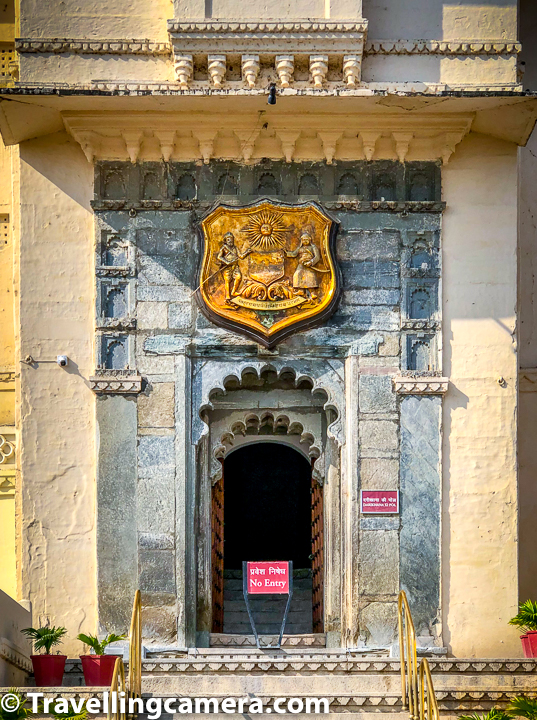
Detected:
[209,410,324,485]
[192,359,345,446]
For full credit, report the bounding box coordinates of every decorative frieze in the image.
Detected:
[0,429,16,465]
[393,377,448,395]
[63,112,472,165]
[365,39,521,56]
[167,20,367,56]
[16,38,171,55]
[90,371,143,394]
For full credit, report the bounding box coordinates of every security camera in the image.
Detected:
[56,355,69,367]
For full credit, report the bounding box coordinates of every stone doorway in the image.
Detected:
[211,442,323,636]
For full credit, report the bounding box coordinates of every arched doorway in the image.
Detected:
[211,441,324,636]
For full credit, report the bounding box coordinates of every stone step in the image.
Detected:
[137,656,537,716]
[22,657,537,718]
[223,598,312,612]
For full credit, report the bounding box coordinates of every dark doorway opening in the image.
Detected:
[211,442,324,636]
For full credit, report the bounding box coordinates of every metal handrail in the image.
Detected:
[108,591,142,720]
[398,590,419,719]
[128,590,142,701]
[108,657,127,720]
[419,658,440,720]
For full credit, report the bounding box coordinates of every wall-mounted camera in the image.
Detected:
[56,355,69,367]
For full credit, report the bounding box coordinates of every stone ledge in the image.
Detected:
[393,377,448,395]
[90,372,143,394]
[0,637,31,672]
[365,40,521,56]
[91,200,446,214]
[16,38,171,55]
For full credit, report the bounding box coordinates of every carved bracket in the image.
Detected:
[393,376,448,395]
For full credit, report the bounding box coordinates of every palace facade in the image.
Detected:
[1,0,537,676]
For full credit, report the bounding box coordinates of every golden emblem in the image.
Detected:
[196,200,341,347]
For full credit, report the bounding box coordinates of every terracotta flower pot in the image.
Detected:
[526,631,537,658]
[80,654,120,686]
[521,634,531,658]
[31,654,66,686]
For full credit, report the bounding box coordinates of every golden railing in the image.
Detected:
[398,590,419,719]
[108,590,142,720]
[419,658,440,720]
[398,590,440,720]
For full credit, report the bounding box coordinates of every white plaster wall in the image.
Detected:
[18,132,96,656]
[362,0,516,40]
[442,132,520,657]
[20,0,173,40]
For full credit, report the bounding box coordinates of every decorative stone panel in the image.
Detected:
[92,158,445,648]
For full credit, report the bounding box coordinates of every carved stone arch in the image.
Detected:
[192,358,345,446]
[209,409,325,485]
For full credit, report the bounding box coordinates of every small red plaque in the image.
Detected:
[247,561,290,594]
[360,490,399,514]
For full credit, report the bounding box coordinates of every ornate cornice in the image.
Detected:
[91,199,445,214]
[0,638,32,672]
[365,40,521,56]
[401,320,441,331]
[393,377,448,395]
[211,633,326,648]
[63,111,472,165]
[90,371,143,394]
[16,38,171,55]
[326,201,446,213]
[168,20,366,52]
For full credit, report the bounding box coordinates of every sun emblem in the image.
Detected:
[242,210,288,250]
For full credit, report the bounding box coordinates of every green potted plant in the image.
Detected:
[21,626,67,686]
[459,711,510,720]
[508,600,537,657]
[77,632,126,686]
[0,688,41,720]
[507,697,537,720]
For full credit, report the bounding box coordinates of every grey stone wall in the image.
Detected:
[93,160,443,648]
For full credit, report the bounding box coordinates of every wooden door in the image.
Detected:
[311,471,324,633]
[211,465,224,633]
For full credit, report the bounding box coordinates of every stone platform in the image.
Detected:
[6,654,536,718]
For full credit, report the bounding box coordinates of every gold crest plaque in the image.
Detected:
[196,200,341,347]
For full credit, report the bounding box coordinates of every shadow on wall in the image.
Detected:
[22,130,93,212]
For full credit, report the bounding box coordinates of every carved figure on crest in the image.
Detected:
[196,199,341,348]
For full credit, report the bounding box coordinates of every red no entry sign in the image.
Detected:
[247,561,290,594]
[361,490,399,514]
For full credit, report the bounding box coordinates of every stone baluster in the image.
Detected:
[343,55,362,87]
[174,54,193,88]
[310,55,329,88]
[242,54,260,88]
[208,55,226,88]
[275,55,294,87]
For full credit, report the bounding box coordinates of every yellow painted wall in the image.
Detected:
[18,131,96,653]
[442,132,520,657]
[0,129,17,600]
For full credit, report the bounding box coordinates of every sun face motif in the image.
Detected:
[243,210,288,250]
